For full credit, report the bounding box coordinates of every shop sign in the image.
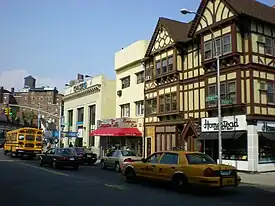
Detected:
[257,121,275,132]
[97,118,138,128]
[73,82,87,93]
[201,115,247,132]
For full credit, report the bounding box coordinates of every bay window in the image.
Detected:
[204,34,232,60]
[146,98,157,115]
[158,93,177,113]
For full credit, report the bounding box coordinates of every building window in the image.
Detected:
[121,76,130,89]
[136,71,144,84]
[146,98,157,115]
[227,82,236,104]
[265,37,275,56]
[207,85,216,107]
[121,103,130,117]
[204,34,232,60]
[156,61,161,76]
[89,105,96,147]
[168,56,173,71]
[135,101,144,116]
[204,41,212,59]
[214,38,222,56]
[77,107,84,122]
[207,82,236,107]
[159,96,165,113]
[68,110,73,128]
[267,82,275,103]
[171,93,177,111]
[165,94,171,112]
[162,59,167,73]
[223,34,232,54]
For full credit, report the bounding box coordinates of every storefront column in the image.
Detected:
[247,124,259,172]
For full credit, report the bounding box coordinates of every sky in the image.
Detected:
[0,0,273,93]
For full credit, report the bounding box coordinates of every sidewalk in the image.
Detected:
[239,172,275,187]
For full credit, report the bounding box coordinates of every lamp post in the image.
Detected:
[180,8,222,164]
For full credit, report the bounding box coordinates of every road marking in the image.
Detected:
[20,163,70,177]
[104,184,125,190]
[0,160,15,162]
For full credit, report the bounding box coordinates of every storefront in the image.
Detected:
[257,121,275,172]
[199,115,249,171]
[90,118,142,156]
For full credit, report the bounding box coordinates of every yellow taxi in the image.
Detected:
[121,151,241,192]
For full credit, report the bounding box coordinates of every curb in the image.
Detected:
[241,182,275,188]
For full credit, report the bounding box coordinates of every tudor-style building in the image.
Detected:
[144,0,275,172]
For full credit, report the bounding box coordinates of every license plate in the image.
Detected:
[69,158,74,160]
[220,170,231,176]
[222,178,234,186]
[87,155,91,157]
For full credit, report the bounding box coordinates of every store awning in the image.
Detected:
[198,131,246,140]
[90,128,142,137]
[258,132,275,141]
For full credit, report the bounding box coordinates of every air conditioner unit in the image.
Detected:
[146,76,151,81]
[259,81,267,90]
[117,90,122,97]
[258,35,265,43]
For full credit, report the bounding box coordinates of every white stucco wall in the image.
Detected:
[115,40,149,121]
[63,75,116,148]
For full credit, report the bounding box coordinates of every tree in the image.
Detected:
[22,111,35,126]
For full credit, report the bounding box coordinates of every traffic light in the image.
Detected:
[4,108,11,116]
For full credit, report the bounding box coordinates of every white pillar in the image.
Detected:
[247,124,258,172]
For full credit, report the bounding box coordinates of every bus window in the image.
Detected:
[18,135,25,140]
[26,135,35,141]
[36,136,42,141]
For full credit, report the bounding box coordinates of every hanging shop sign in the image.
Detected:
[201,115,247,132]
[257,121,275,132]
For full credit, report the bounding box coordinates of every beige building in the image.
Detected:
[115,40,149,137]
[62,74,116,150]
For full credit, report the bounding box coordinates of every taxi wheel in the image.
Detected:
[125,168,136,183]
[173,175,190,193]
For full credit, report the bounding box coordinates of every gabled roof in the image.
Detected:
[145,17,191,57]
[24,75,35,80]
[189,0,275,37]
[226,0,275,25]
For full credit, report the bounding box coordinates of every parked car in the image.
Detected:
[100,149,143,172]
[122,151,241,192]
[72,147,97,165]
[39,148,80,170]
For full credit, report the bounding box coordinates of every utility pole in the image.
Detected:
[58,103,63,147]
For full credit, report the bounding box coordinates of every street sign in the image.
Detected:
[63,132,78,138]
[221,99,233,104]
[206,95,218,101]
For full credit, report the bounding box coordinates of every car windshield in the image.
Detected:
[186,153,216,165]
[121,150,137,156]
[57,149,75,155]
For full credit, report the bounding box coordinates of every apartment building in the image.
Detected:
[144,0,275,172]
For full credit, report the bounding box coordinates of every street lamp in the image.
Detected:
[181,8,222,164]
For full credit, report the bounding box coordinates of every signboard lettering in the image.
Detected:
[201,115,247,132]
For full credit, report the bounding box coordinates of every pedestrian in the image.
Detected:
[69,142,73,147]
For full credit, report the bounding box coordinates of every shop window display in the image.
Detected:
[259,135,275,163]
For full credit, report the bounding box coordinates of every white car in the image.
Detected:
[100,150,143,172]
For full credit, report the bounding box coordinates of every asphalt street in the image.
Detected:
[0,150,275,206]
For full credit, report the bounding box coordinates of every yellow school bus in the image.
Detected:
[4,127,43,158]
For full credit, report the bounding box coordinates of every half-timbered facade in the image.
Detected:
[144,0,275,172]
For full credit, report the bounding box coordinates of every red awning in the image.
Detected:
[90,128,142,137]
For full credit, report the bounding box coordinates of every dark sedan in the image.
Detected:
[39,148,80,170]
[73,147,97,166]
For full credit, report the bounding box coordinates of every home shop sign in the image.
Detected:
[201,115,247,132]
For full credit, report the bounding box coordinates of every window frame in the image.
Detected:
[159,152,179,165]
[146,98,157,115]
[136,71,144,84]
[267,81,275,103]
[121,76,130,89]
[135,101,144,116]
[120,103,130,117]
